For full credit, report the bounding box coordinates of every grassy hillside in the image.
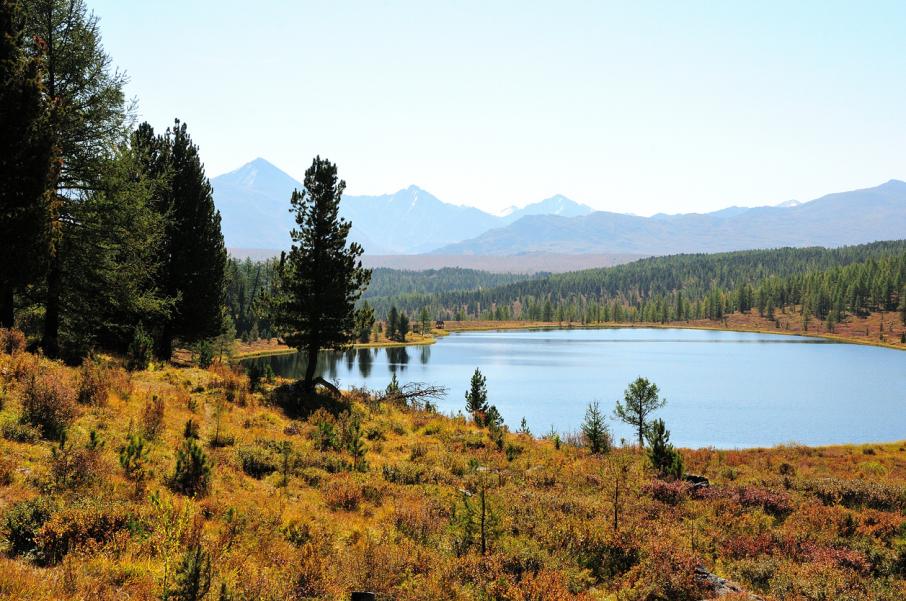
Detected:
[1,339,906,600]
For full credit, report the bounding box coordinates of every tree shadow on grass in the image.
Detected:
[270,379,348,420]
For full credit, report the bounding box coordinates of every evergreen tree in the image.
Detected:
[0,0,54,328]
[170,437,211,497]
[168,544,212,601]
[154,120,226,360]
[465,367,489,424]
[60,142,172,353]
[23,0,129,355]
[614,377,665,448]
[397,311,410,341]
[387,306,399,341]
[646,418,684,480]
[355,301,375,343]
[582,401,611,454]
[276,156,371,394]
[419,307,431,334]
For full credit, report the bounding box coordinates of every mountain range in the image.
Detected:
[212,158,906,260]
[212,158,593,254]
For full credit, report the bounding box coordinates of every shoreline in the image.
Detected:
[235,329,449,360]
[235,317,905,360]
[442,319,906,351]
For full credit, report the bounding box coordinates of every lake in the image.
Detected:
[242,328,906,449]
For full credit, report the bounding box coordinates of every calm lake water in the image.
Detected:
[243,328,906,449]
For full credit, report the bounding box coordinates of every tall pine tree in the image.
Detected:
[276,156,371,394]
[154,120,226,360]
[22,0,129,355]
[0,0,54,328]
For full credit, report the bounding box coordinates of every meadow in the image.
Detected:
[2,329,905,600]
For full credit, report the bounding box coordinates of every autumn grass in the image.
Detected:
[1,345,906,600]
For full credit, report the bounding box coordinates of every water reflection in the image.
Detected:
[420,345,431,364]
[357,348,373,378]
[386,347,410,372]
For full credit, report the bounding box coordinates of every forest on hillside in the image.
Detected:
[361,242,906,328]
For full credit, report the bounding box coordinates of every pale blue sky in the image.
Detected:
[93,0,906,215]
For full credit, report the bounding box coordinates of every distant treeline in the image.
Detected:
[364,241,906,325]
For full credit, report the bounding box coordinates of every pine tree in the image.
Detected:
[170,438,211,497]
[0,0,54,328]
[355,301,375,343]
[465,367,489,425]
[387,306,399,341]
[168,544,212,601]
[398,312,410,341]
[276,156,371,394]
[154,120,226,360]
[582,401,611,454]
[22,0,129,355]
[646,418,684,480]
[614,377,665,448]
[419,307,431,334]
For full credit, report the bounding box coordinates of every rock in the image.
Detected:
[685,473,710,489]
[694,566,764,600]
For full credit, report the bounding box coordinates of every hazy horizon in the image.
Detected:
[94,1,906,216]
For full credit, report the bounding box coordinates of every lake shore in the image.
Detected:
[441,310,906,352]
[235,309,905,360]
[234,329,449,359]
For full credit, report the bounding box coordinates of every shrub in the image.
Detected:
[169,544,213,601]
[170,438,212,497]
[120,434,150,492]
[142,395,165,439]
[382,462,427,485]
[237,443,279,479]
[20,363,78,439]
[735,486,792,518]
[0,328,26,355]
[126,324,153,371]
[324,474,364,511]
[0,456,14,486]
[315,420,338,452]
[77,357,111,406]
[801,478,906,512]
[1,417,40,443]
[183,418,201,440]
[3,496,54,557]
[645,479,691,505]
[50,432,104,490]
[194,340,215,369]
[211,365,248,406]
[33,504,132,564]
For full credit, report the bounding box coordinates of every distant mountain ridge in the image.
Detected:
[212,158,596,254]
[213,159,906,258]
[432,180,906,255]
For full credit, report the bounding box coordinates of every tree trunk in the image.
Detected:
[42,252,61,356]
[638,423,645,449]
[0,286,13,329]
[302,346,318,394]
[157,322,174,362]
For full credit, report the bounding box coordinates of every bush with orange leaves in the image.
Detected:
[19,359,79,439]
[0,327,26,354]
